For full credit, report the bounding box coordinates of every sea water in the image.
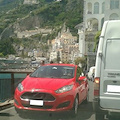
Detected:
[0,59,31,102]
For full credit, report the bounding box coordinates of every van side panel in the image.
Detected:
[95,21,108,78]
[99,20,120,110]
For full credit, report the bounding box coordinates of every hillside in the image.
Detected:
[0,0,54,12]
[0,0,83,57]
[0,0,23,11]
[0,0,83,36]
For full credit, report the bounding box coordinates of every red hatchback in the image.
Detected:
[14,64,89,116]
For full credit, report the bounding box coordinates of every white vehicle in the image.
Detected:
[31,61,39,68]
[88,66,95,81]
[93,20,120,120]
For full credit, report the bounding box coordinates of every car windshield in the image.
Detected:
[30,65,75,79]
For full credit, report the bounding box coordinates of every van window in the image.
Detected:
[105,39,120,69]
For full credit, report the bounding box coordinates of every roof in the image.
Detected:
[43,63,76,67]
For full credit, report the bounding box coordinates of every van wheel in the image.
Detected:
[71,96,79,116]
[95,113,104,120]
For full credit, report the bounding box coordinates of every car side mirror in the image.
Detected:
[78,76,86,81]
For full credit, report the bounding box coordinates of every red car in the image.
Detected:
[14,64,89,116]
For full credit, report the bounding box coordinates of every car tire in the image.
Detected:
[71,96,79,117]
[95,113,104,120]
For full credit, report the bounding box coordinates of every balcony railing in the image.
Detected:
[0,70,33,102]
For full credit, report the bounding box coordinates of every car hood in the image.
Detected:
[22,75,74,91]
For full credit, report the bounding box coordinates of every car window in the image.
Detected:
[30,65,75,79]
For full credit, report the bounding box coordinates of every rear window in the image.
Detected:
[105,39,120,69]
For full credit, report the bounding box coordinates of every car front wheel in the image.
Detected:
[72,96,79,116]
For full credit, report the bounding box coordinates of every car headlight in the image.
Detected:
[55,85,73,93]
[17,83,24,92]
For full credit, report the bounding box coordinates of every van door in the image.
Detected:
[100,38,120,110]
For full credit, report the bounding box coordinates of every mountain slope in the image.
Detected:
[0,0,83,56]
[0,0,23,11]
[0,0,83,40]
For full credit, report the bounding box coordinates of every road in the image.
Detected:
[0,103,94,120]
[0,81,120,120]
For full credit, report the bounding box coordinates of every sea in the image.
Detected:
[0,59,33,102]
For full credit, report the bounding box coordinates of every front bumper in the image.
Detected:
[14,88,75,112]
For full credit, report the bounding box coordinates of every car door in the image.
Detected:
[76,67,86,102]
[79,76,87,100]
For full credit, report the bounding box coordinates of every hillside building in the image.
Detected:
[23,0,39,4]
[77,0,120,70]
[49,26,78,63]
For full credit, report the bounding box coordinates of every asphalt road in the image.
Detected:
[0,103,94,120]
[0,80,120,120]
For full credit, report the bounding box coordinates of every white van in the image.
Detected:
[93,20,120,120]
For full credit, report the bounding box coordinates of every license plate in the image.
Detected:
[107,85,120,92]
[30,100,43,106]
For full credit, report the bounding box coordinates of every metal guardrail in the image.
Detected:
[0,70,33,102]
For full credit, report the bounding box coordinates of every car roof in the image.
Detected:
[43,63,76,67]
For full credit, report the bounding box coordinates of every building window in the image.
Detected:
[88,44,93,52]
[94,2,99,14]
[109,13,119,20]
[87,2,92,14]
[102,2,105,14]
[110,0,119,9]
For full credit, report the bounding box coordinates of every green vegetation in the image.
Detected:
[74,57,87,74]
[0,0,83,56]
[94,31,101,51]
[32,0,83,35]
[0,0,83,35]
[0,38,16,56]
[0,0,24,12]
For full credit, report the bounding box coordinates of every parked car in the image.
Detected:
[14,63,89,116]
[30,61,39,69]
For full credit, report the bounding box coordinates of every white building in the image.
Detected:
[23,0,39,4]
[49,25,78,63]
[84,0,120,31]
[77,0,120,69]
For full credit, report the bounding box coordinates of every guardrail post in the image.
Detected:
[11,73,14,95]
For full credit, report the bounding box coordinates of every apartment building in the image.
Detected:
[49,26,78,63]
[77,0,120,70]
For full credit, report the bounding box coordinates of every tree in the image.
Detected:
[0,52,4,57]
[74,57,87,73]
[0,38,16,56]
[94,31,101,52]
